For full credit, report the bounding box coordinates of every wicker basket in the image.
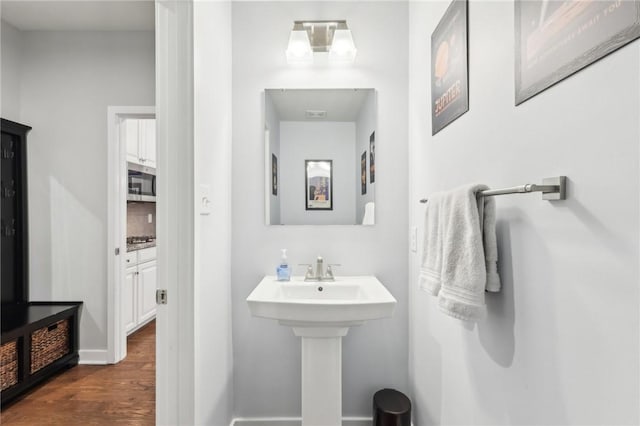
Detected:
[30,319,70,374]
[1,340,19,391]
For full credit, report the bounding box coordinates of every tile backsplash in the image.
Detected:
[127,202,156,237]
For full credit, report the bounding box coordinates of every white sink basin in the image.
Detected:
[247,275,397,328]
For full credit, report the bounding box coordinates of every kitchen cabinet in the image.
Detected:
[123,118,156,168]
[137,261,157,325]
[124,267,137,334]
[124,251,137,268]
[124,247,157,335]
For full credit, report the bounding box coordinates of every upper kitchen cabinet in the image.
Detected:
[123,118,156,168]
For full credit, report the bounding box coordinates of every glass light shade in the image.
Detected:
[329,29,357,63]
[286,29,313,64]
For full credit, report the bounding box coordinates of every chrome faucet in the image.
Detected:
[299,256,340,281]
[315,257,324,280]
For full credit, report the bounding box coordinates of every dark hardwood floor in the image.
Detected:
[1,320,155,425]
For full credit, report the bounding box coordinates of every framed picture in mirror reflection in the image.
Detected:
[305,160,333,211]
[361,151,367,195]
[272,154,278,196]
[369,131,375,184]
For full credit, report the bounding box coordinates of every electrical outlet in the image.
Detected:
[410,226,418,253]
[148,213,153,224]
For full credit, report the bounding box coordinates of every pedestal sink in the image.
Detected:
[247,276,397,426]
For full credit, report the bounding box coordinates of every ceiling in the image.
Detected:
[267,89,372,122]
[1,1,154,31]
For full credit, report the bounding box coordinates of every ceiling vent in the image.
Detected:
[305,110,327,119]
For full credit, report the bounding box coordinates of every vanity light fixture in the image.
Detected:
[286,20,357,65]
[286,22,313,65]
[328,22,358,64]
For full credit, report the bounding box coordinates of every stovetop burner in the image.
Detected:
[127,236,156,244]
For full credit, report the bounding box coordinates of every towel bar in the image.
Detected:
[419,176,567,203]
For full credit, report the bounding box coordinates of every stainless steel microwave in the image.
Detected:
[128,162,156,202]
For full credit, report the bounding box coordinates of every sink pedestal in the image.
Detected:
[291,326,351,426]
[247,277,397,426]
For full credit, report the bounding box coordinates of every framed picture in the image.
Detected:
[516,0,640,105]
[431,0,469,135]
[369,131,375,184]
[271,153,278,196]
[305,160,333,210]
[361,151,367,195]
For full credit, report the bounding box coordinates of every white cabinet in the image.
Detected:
[138,246,156,263]
[124,247,157,335]
[124,251,137,268]
[124,119,141,165]
[139,119,156,167]
[124,267,137,334]
[123,118,156,168]
[138,261,157,325]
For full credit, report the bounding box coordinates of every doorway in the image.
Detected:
[107,107,156,363]
[0,1,197,423]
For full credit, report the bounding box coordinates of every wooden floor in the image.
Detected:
[1,320,155,425]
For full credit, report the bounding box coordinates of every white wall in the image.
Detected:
[408,2,639,425]
[355,89,375,223]
[193,2,234,424]
[17,30,155,351]
[1,20,22,121]
[280,121,356,225]
[232,1,408,419]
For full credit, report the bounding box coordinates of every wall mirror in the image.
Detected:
[265,88,376,225]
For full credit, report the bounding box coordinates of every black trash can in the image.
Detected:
[373,388,411,426]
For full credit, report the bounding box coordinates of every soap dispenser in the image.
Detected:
[276,249,291,281]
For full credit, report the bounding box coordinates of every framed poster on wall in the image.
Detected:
[431,0,469,135]
[305,160,333,210]
[515,0,640,105]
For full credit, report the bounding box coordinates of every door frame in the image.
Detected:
[107,106,155,364]
[155,1,196,424]
[103,2,196,423]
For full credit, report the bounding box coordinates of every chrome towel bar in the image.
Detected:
[419,176,567,203]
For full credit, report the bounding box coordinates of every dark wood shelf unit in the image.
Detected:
[1,119,83,407]
[1,302,82,405]
[1,119,30,306]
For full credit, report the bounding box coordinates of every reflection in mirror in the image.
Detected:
[265,89,376,225]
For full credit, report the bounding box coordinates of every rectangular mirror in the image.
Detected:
[265,88,376,225]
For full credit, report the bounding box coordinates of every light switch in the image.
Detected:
[200,184,211,215]
[148,213,153,224]
[410,226,418,253]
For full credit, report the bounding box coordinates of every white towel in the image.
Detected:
[362,202,375,225]
[419,184,500,321]
[482,196,501,293]
[419,191,445,295]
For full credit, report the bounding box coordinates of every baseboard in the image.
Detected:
[79,349,109,365]
[231,417,372,426]
[127,315,156,336]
